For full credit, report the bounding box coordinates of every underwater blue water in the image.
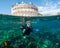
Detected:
[0,14,60,48]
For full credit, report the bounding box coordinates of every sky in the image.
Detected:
[0,0,60,15]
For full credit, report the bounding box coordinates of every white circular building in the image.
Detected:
[11,2,38,17]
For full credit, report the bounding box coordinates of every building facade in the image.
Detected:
[11,2,38,17]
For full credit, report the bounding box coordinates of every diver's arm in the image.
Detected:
[23,29,26,33]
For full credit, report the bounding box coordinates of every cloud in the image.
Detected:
[38,3,60,15]
[58,2,60,4]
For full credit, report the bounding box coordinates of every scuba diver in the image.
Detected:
[20,21,33,38]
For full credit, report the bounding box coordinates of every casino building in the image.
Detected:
[11,2,39,17]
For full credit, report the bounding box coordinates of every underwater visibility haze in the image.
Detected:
[0,14,60,48]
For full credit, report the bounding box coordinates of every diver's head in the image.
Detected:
[26,21,31,27]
